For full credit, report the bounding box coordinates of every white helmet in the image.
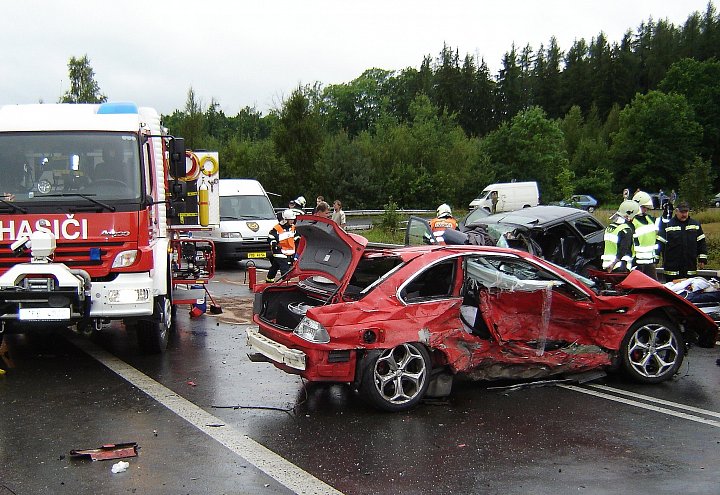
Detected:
[632,191,653,208]
[614,199,640,220]
[294,196,306,208]
[282,209,296,221]
[437,203,452,218]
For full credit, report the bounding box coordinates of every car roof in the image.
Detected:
[469,205,591,228]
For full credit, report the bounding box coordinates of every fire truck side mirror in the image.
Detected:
[168,137,186,179]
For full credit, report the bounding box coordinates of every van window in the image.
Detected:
[220,195,275,220]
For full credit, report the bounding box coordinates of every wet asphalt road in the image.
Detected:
[1,262,720,495]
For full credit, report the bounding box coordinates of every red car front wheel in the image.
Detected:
[361,342,431,412]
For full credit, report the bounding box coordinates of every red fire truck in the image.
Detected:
[0,102,219,353]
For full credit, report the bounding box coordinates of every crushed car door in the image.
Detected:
[463,254,601,347]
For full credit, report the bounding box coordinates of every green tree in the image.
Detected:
[320,68,392,136]
[271,86,324,189]
[532,37,563,118]
[495,44,523,122]
[678,156,715,210]
[555,167,575,201]
[609,32,642,110]
[560,39,591,114]
[570,137,614,202]
[659,57,720,169]
[560,105,585,161]
[481,106,568,200]
[171,87,208,150]
[60,55,107,103]
[609,90,703,192]
[312,131,379,209]
[588,32,614,118]
[220,136,292,200]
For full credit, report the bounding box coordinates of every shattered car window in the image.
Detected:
[464,255,560,292]
[573,216,605,236]
[346,256,405,299]
[486,225,511,248]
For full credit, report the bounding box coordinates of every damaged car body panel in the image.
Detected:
[250,217,718,412]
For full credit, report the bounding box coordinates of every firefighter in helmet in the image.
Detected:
[631,191,660,279]
[289,196,306,217]
[266,209,301,283]
[602,199,640,273]
[429,203,459,245]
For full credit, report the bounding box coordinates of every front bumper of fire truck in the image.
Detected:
[0,262,154,326]
[0,261,88,324]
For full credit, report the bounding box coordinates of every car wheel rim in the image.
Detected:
[626,323,679,378]
[373,344,427,405]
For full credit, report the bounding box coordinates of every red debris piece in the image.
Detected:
[70,442,138,461]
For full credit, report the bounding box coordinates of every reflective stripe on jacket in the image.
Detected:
[602,222,633,270]
[429,217,458,244]
[269,224,298,257]
[658,217,707,275]
[632,214,659,265]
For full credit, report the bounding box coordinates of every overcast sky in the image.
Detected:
[0,1,711,116]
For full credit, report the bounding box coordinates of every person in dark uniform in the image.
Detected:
[657,201,707,281]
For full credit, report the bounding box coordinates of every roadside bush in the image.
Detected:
[377,198,401,234]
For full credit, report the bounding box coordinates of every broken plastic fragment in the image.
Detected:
[111,461,130,474]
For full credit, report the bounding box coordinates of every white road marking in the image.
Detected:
[588,384,720,419]
[68,334,343,495]
[559,384,720,428]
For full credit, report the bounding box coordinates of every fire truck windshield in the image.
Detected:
[0,132,142,204]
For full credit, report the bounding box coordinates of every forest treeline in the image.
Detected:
[163,3,720,210]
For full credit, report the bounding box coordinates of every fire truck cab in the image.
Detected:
[0,102,215,353]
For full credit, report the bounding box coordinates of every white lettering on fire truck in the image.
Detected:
[0,215,89,240]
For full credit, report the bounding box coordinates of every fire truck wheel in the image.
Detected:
[137,295,173,354]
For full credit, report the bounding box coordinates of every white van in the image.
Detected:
[469,181,539,212]
[197,179,277,264]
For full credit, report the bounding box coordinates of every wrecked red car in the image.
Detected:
[249,217,717,412]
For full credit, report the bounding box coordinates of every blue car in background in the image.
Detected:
[558,194,598,213]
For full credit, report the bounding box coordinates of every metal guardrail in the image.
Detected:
[274,208,433,216]
[345,209,434,216]
[656,268,720,278]
[272,208,433,231]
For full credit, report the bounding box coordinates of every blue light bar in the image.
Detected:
[89,248,101,261]
[97,102,138,115]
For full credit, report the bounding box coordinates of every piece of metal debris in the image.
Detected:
[487,370,606,392]
[70,442,138,461]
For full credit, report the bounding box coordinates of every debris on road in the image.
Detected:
[487,370,606,392]
[111,461,130,473]
[69,442,138,461]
